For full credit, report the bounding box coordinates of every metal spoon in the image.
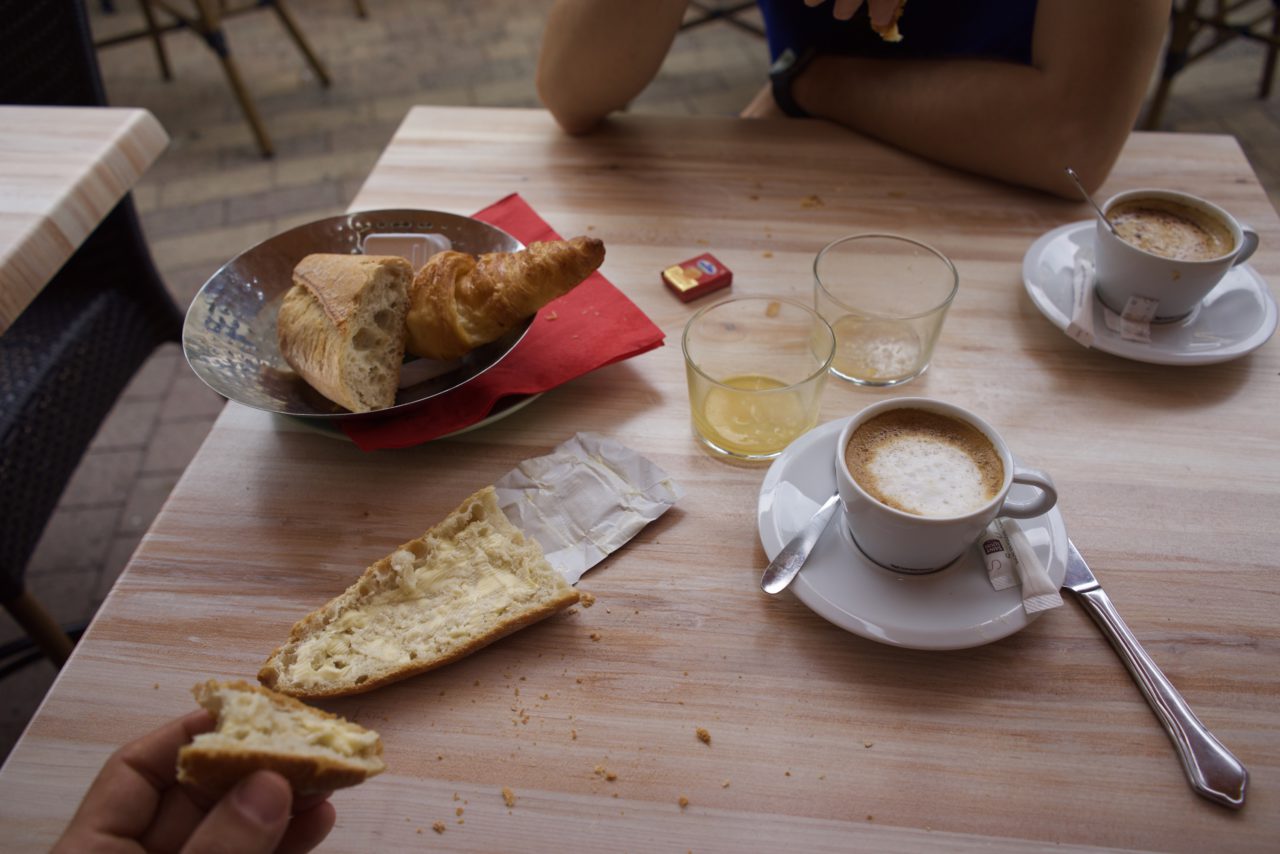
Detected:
[760,494,841,594]
[1064,167,1116,235]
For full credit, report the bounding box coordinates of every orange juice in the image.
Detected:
[689,374,818,458]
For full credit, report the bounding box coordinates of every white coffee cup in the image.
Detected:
[1094,189,1260,322]
[835,398,1057,574]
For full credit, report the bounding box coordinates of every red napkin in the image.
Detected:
[342,194,665,450]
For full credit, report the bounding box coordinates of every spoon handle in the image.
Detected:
[760,494,840,594]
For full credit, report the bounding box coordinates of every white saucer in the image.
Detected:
[1023,221,1278,365]
[757,418,1068,650]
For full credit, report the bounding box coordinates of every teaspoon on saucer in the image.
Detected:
[761,493,840,594]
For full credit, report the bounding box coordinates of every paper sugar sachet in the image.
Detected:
[980,518,1063,614]
[494,432,684,584]
[1066,256,1096,348]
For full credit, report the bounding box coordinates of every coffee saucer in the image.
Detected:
[1023,221,1277,365]
[757,417,1068,650]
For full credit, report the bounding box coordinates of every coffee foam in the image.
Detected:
[845,409,1003,517]
[1108,198,1234,261]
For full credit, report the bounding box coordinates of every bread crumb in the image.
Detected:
[571,729,577,740]
[580,591,596,607]
[547,310,558,321]
[501,787,516,807]
[453,792,459,801]
[416,828,423,835]
[567,607,578,615]
[576,677,583,684]
[457,819,465,825]
[785,770,791,777]
[432,821,446,834]
[607,771,617,781]
[437,755,444,761]
[695,727,711,746]
[541,693,549,700]
[801,194,824,208]
[589,632,601,641]
[152,683,159,690]
[864,741,873,748]
[722,780,731,788]
[678,795,689,808]
[866,815,873,821]
[456,807,464,817]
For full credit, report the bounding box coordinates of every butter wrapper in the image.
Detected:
[495,433,684,584]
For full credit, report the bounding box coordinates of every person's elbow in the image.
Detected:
[535,68,605,135]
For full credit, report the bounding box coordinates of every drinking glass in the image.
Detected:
[682,297,835,461]
[813,234,958,386]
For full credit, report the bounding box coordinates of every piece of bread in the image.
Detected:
[259,487,580,698]
[404,236,605,361]
[176,680,385,796]
[277,253,413,413]
[871,0,907,42]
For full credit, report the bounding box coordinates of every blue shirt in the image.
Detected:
[758,0,1040,65]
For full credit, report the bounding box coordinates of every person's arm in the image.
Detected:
[786,0,1171,197]
[536,0,690,134]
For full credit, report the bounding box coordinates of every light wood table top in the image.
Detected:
[2,107,1277,851]
[0,105,168,334]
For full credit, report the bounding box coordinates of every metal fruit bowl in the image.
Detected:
[182,209,526,425]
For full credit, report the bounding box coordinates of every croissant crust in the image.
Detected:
[405,236,605,361]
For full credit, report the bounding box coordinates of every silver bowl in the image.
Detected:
[182,209,526,425]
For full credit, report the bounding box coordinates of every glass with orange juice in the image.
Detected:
[682,297,835,460]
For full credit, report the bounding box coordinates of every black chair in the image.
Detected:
[1145,0,1280,128]
[0,0,184,672]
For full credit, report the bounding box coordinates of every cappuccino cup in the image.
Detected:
[835,398,1057,574]
[1094,189,1259,322]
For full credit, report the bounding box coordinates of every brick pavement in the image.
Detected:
[3,0,1277,763]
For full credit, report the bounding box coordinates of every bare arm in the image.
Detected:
[537,0,690,134]
[786,0,1171,197]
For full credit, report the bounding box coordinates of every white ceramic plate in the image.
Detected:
[1023,221,1277,366]
[757,418,1068,650]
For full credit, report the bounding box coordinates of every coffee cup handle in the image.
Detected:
[1000,466,1058,519]
[1232,224,1259,267]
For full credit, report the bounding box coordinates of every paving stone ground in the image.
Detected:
[3,0,1277,763]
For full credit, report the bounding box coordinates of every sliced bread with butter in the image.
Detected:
[177,680,385,795]
[259,487,580,698]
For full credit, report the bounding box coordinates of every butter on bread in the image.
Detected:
[405,236,604,361]
[258,487,580,698]
[176,680,384,795]
[277,253,413,413]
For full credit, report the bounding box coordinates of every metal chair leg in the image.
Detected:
[1143,0,1204,130]
[2,591,75,669]
[1260,4,1279,98]
[138,0,173,80]
[268,0,332,87]
[190,0,275,156]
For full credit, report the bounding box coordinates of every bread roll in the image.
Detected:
[259,487,580,698]
[405,236,605,361]
[176,680,385,795]
[277,253,413,413]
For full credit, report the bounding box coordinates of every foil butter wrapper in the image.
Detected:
[662,252,732,302]
[495,432,684,585]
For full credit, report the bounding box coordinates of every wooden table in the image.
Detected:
[1,106,1276,851]
[0,106,168,334]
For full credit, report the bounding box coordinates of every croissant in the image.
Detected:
[404,236,605,361]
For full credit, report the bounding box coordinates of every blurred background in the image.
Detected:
[2,0,1277,761]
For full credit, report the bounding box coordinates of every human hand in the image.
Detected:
[53,710,336,854]
[802,0,903,27]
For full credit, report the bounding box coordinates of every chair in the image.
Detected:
[93,0,333,157]
[0,0,185,671]
[1144,0,1280,128]
[680,1,766,38]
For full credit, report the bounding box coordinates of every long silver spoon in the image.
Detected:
[1065,166,1116,235]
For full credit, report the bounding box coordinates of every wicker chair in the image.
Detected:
[0,0,184,672]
